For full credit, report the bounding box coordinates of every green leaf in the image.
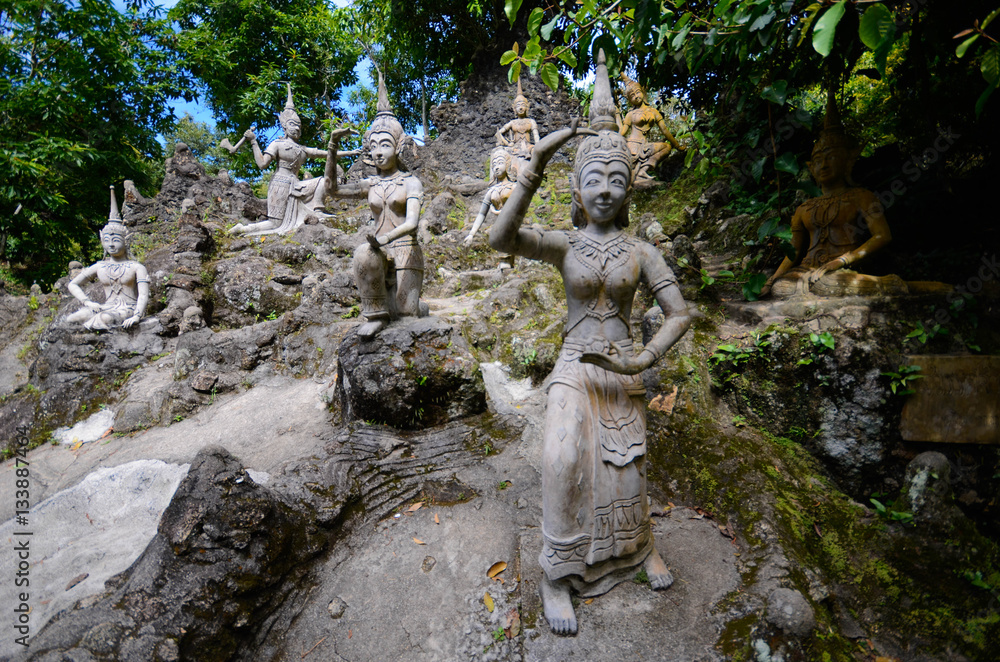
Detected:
[718,270,735,278]
[540,62,559,91]
[524,37,542,60]
[508,60,521,83]
[743,273,768,301]
[557,49,577,68]
[774,152,799,174]
[505,0,524,28]
[956,34,980,58]
[527,7,544,37]
[812,0,847,58]
[982,45,1000,85]
[500,50,518,65]
[750,7,776,32]
[541,14,560,41]
[859,4,893,50]
[976,81,997,118]
[761,80,788,105]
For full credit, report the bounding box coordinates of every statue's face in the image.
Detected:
[102,232,126,257]
[577,160,630,226]
[513,99,529,117]
[284,118,301,140]
[491,154,509,179]
[626,87,644,107]
[369,131,398,170]
[808,144,851,186]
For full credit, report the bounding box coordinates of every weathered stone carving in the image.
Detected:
[327,72,427,339]
[67,187,150,330]
[619,72,684,184]
[228,85,338,236]
[464,147,517,247]
[495,78,540,172]
[489,53,692,635]
[762,92,906,298]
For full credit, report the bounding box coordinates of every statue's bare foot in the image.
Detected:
[540,575,577,635]
[227,223,246,235]
[644,549,674,590]
[357,319,387,340]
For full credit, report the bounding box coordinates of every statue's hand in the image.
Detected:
[84,300,101,312]
[463,234,475,247]
[808,265,830,285]
[329,127,358,146]
[759,281,774,299]
[243,128,257,141]
[579,344,652,376]
[376,234,390,246]
[532,119,597,167]
[122,315,140,329]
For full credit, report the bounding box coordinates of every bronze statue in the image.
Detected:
[495,78,541,172]
[326,72,426,339]
[464,147,518,247]
[489,54,692,636]
[228,84,345,236]
[67,187,150,330]
[761,92,905,298]
[619,73,684,184]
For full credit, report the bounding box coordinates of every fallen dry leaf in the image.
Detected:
[483,592,495,613]
[504,608,521,638]
[583,598,594,605]
[407,502,424,513]
[65,573,88,591]
[434,513,440,524]
[648,385,678,415]
[718,523,734,539]
[487,561,507,579]
[70,438,83,451]
[412,537,426,545]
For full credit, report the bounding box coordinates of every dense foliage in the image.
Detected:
[1,0,196,288]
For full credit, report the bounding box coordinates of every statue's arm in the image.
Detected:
[761,207,807,296]
[843,190,891,268]
[324,128,365,199]
[123,264,150,328]
[245,129,272,169]
[656,113,683,150]
[530,120,540,146]
[619,111,633,137]
[68,265,101,311]
[379,177,422,245]
[465,194,493,245]
[490,120,593,259]
[495,121,514,145]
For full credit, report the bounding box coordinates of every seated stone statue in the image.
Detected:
[326,73,427,339]
[619,73,684,185]
[489,52,692,635]
[495,78,540,173]
[67,187,150,330]
[762,94,907,299]
[464,147,517,247]
[229,85,343,236]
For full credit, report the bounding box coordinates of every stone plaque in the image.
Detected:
[900,355,1000,444]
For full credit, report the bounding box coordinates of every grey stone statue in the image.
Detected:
[67,187,150,330]
[489,52,692,635]
[228,84,353,236]
[464,146,517,247]
[495,78,540,173]
[326,72,427,339]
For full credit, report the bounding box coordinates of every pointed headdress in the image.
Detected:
[812,87,859,157]
[512,77,529,112]
[278,82,300,129]
[620,71,645,104]
[100,185,131,257]
[369,70,404,144]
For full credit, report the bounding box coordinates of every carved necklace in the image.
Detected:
[104,261,130,295]
[809,189,852,229]
[569,232,632,277]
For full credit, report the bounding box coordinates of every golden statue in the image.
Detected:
[619,73,684,184]
[761,92,906,298]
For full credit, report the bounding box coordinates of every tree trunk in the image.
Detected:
[421,77,429,143]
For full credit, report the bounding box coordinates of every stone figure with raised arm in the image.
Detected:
[228,84,356,236]
[326,72,427,339]
[67,186,150,330]
[464,147,518,247]
[760,91,906,298]
[489,52,692,636]
[619,72,684,185]
[495,78,541,171]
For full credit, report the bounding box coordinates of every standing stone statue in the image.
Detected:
[495,78,541,173]
[464,147,518,247]
[761,91,906,298]
[619,73,684,184]
[67,187,150,330]
[228,84,343,236]
[326,72,427,339]
[489,52,692,635]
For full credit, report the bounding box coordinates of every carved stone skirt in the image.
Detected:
[539,337,653,596]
